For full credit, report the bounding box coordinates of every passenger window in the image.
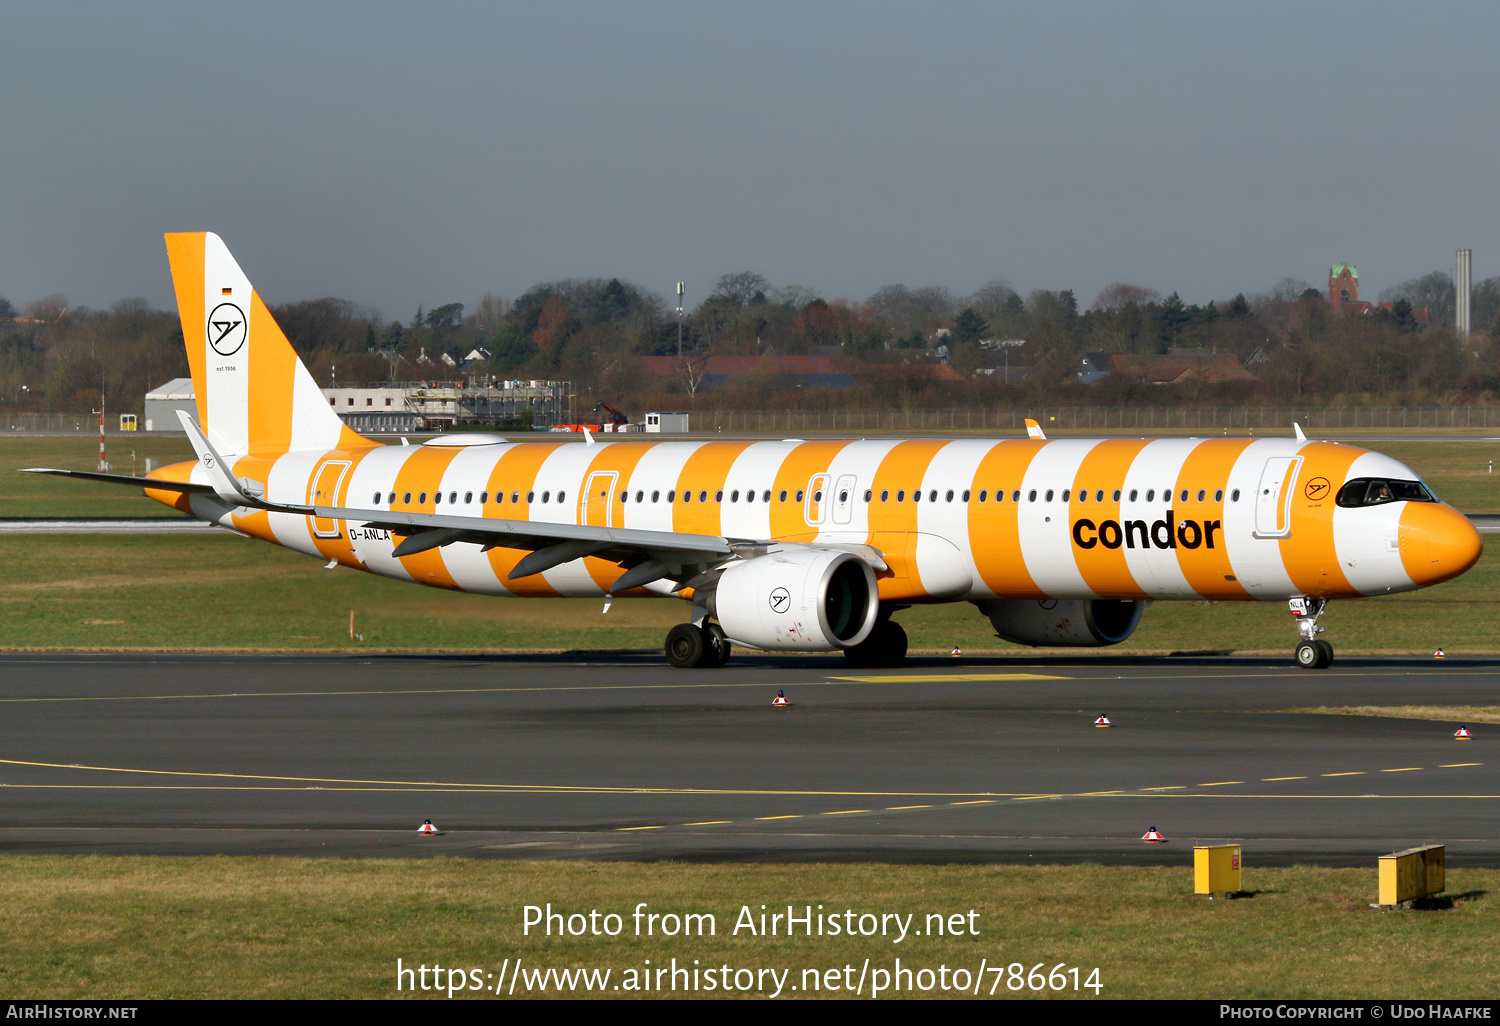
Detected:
[684,491,693,503]
[403,492,412,504]
[1129,490,1138,501]
[1111,489,1120,501]
[913,490,922,503]
[419,492,428,504]
[1060,489,1070,502]
[746,490,755,503]
[450,491,457,504]
[636,490,644,503]
[814,489,823,502]
[1197,489,1206,502]
[667,490,676,502]
[1146,490,1155,501]
[795,490,804,502]
[526,491,534,503]
[714,490,722,502]
[557,491,565,503]
[1028,490,1037,502]
[1045,489,1054,502]
[881,490,890,502]
[929,489,937,502]
[863,489,872,502]
[977,489,987,502]
[1230,489,1239,502]
[1214,489,1222,502]
[620,491,628,503]
[372,491,381,504]
[763,490,771,502]
[731,490,740,502]
[700,490,709,502]
[542,491,550,503]
[434,492,442,505]
[511,492,520,504]
[896,490,905,502]
[388,492,396,504]
[779,490,788,502]
[652,490,660,503]
[465,491,473,504]
[1096,490,1105,502]
[1078,489,1088,503]
[481,492,488,504]
[945,489,954,502]
[961,489,970,502]
[1012,490,1021,502]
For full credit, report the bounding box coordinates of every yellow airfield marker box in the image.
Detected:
[1378,845,1445,907]
[1194,844,1242,895]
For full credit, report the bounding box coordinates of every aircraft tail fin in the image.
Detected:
[1025,418,1047,440]
[163,232,371,457]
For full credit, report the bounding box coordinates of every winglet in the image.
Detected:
[176,408,258,506]
[1025,418,1046,440]
[1293,422,1307,442]
[582,427,597,446]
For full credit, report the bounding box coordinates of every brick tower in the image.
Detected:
[1329,264,1358,306]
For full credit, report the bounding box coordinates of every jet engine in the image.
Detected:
[708,549,879,651]
[981,598,1144,647]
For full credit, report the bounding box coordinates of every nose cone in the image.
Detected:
[1400,503,1483,587]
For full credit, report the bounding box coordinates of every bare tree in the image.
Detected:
[1380,271,1456,325]
[1091,282,1162,311]
[711,272,771,308]
[678,354,711,399]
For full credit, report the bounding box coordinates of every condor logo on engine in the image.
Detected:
[768,587,791,613]
[1071,509,1224,551]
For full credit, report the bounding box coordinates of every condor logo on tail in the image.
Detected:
[1072,510,1223,551]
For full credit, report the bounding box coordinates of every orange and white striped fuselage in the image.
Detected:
[148,433,1479,607]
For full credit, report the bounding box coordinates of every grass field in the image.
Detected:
[0,858,1492,999]
[0,434,1495,654]
[1290,706,1500,725]
[0,531,1494,654]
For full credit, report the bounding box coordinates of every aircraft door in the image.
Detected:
[583,471,618,527]
[831,473,858,525]
[1253,456,1302,538]
[309,460,351,538]
[805,473,831,526]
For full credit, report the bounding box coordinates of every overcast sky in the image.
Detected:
[3,1,1497,319]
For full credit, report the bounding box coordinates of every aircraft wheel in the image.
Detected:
[1295,640,1330,669]
[704,623,732,667]
[665,623,707,668]
[1315,639,1334,666]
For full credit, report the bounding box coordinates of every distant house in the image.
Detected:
[1080,351,1258,386]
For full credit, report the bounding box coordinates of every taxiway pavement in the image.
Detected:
[0,652,1493,864]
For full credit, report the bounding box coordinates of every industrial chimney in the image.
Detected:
[1456,248,1472,335]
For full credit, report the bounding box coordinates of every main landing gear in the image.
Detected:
[1290,597,1334,669]
[665,621,731,669]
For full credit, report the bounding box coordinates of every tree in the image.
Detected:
[951,307,988,344]
[1380,271,1455,326]
[1091,283,1161,311]
[1226,294,1251,320]
[711,272,771,308]
[1299,287,1323,300]
[0,295,15,320]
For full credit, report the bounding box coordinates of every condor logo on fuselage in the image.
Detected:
[1072,510,1222,551]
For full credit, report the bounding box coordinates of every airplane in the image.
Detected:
[24,233,1484,670]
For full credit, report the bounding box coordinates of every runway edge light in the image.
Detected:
[418,819,442,836]
[1454,726,1472,740]
[771,690,789,707]
[1194,844,1242,898]
[1142,826,1167,843]
[1434,648,1446,659]
[1094,715,1112,727]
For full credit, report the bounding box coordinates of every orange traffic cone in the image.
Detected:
[771,690,789,707]
[418,819,441,836]
[1454,726,1473,740]
[1094,715,1112,728]
[1141,826,1167,843]
[1434,648,1446,659]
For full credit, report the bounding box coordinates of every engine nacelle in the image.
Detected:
[982,598,1144,647]
[709,549,879,651]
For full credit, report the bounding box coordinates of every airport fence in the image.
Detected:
[686,405,1500,434]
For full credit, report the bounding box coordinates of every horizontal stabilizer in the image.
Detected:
[18,468,215,493]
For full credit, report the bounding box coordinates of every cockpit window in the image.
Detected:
[1336,478,1436,508]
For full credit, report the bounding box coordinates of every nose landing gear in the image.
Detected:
[1290,597,1333,669]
